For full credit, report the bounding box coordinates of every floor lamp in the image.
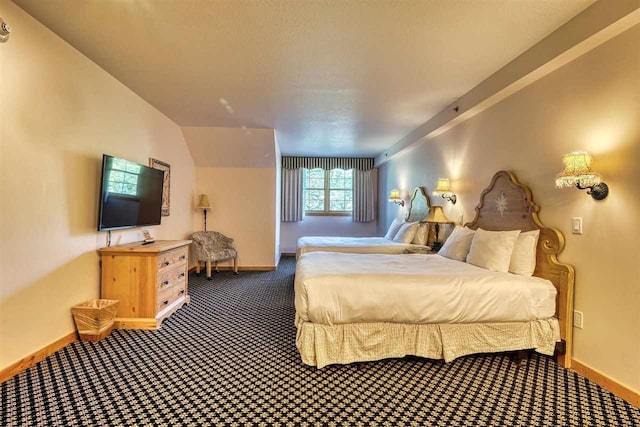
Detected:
[197,194,211,231]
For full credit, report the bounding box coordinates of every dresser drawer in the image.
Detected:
[157,247,188,271]
[157,263,187,292]
[157,285,186,313]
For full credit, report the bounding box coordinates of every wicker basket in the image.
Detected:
[71,299,119,342]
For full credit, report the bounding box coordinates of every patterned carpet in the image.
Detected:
[1,256,638,426]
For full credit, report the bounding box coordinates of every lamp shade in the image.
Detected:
[197,194,211,210]
[389,189,401,202]
[555,151,601,188]
[432,178,451,196]
[434,178,450,193]
[425,205,452,224]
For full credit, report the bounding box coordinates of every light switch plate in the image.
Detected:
[572,217,582,234]
[573,310,584,329]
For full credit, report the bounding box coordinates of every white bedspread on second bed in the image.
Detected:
[295,252,557,325]
[296,236,424,257]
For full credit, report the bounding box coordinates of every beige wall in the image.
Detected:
[195,168,277,268]
[0,1,196,369]
[378,26,640,392]
[274,139,282,265]
[184,126,280,267]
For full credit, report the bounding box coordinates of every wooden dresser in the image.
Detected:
[99,240,191,330]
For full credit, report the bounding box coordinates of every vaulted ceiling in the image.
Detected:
[14,0,594,156]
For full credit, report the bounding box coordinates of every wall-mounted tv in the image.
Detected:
[98,154,164,231]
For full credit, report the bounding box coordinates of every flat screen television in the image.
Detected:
[98,154,164,231]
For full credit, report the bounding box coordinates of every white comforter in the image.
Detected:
[295,252,557,325]
[296,236,425,258]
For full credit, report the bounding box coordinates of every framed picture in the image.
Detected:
[149,158,170,216]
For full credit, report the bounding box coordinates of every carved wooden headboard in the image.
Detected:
[464,171,575,368]
[405,187,432,223]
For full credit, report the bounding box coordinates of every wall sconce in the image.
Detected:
[197,194,211,231]
[432,178,457,204]
[388,189,405,207]
[0,18,11,43]
[555,151,609,200]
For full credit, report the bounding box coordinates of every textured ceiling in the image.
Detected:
[14,0,594,156]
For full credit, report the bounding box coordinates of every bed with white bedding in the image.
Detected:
[296,236,428,258]
[296,253,557,325]
[296,187,432,258]
[295,252,560,367]
[294,171,575,369]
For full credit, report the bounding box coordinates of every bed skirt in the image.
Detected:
[296,318,560,368]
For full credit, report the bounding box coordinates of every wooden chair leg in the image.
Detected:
[233,256,239,275]
[206,261,212,280]
[195,261,201,277]
[214,261,219,273]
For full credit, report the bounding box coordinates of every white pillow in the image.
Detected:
[384,218,404,240]
[466,228,521,272]
[438,226,476,261]
[412,224,428,246]
[393,222,419,244]
[509,230,540,276]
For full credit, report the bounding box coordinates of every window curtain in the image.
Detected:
[352,169,375,222]
[282,156,374,171]
[281,168,304,222]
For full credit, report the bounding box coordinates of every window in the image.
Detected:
[304,168,353,215]
[107,158,142,196]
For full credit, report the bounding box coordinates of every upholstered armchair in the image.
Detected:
[191,231,239,279]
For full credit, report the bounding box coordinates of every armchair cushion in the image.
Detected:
[191,231,238,263]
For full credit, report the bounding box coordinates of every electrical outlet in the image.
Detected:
[572,217,583,234]
[573,310,584,329]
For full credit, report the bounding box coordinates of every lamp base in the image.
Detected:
[431,241,442,251]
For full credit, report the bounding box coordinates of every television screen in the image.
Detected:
[98,155,164,231]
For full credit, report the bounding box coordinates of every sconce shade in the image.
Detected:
[432,178,457,204]
[434,178,450,193]
[197,194,211,210]
[388,189,405,207]
[555,151,601,188]
[425,206,452,224]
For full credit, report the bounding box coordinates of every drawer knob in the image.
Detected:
[164,261,170,266]
[180,255,186,260]
[163,280,169,285]
[180,272,185,277]
[162,300,169,305]
[180,289,185,295]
